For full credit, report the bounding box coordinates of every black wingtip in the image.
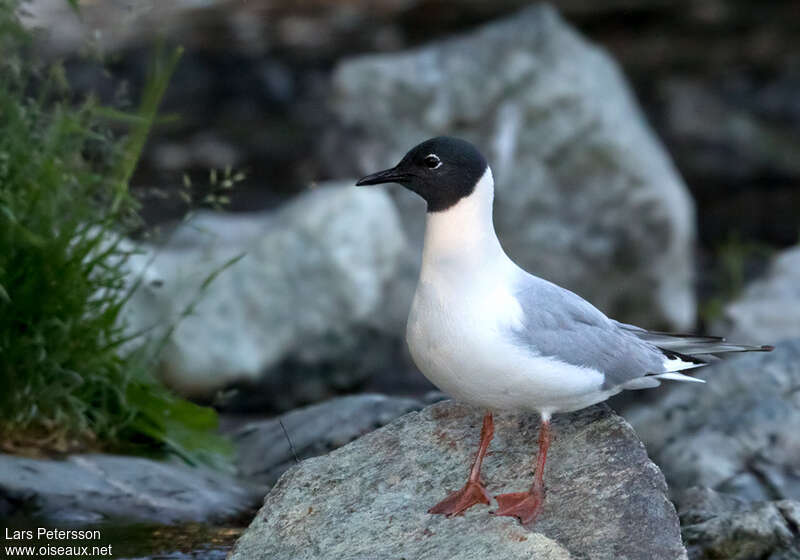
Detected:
[660,348,709,365]
[760,345,775,352]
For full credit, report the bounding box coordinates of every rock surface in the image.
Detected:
[326,4,696,331]
[232,394,423,486]
[123,182,409,405]
[628,339,800,503]
[714,245,800,345]
[0,453,261,525]
[676,487,800,560]
[230,400,686,559]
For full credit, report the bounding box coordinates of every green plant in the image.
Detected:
[0,1,231,467]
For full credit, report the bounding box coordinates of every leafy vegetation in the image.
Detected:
[0,0,231,467]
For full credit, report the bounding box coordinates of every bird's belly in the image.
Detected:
[406,288,607,414]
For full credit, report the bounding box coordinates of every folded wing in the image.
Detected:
[509,273,772,391]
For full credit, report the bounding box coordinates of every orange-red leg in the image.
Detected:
[429,411,494,516]
[494,416,551,525]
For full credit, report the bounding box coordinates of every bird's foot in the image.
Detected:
[493,488,545,525]
[428,480,491,516]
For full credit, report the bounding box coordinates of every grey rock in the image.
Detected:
[326,4,696,331]
[232,394,423,486]
[230,400,686,560]
[714,245,800,345]
[122,182,408,405]
[676,487,800,560]
[0,453,261,525]
[627,339,800,502]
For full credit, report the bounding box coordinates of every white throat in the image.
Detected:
[420,167,505,267]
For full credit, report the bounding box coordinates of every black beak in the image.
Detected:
[356,166,408,186]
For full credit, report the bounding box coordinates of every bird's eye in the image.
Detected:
[423,154,441,169]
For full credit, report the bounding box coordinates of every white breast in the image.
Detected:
[406,264,610,415]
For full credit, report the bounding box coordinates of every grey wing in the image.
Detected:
[508,274,668,389]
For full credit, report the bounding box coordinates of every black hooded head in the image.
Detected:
[356,137,488,212]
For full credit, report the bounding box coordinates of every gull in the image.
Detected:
[356,136,772,525]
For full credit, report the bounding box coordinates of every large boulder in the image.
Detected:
[0,453,261,525]
[714,245,800,345]
[628,339,800,503]
[230,401,686,559]
[324,4,696,331]
[123,182,409,406]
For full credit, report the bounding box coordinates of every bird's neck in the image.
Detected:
[421,167,505,268]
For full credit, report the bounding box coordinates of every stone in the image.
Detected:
[714,245,800,345]
[0,453,261,525]
[229,401,686,559]
[231,394,423,486]
[675,487,800,560]
[122,182,409,405]
[325,4,696,331]
[627,339,800,502]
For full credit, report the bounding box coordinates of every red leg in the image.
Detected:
[429,411,494,516]
[494,416,551,525]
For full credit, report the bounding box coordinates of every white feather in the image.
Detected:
[652,372,706,383]
[662,355,706,372]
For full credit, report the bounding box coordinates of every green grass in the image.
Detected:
[0,0,232,468]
